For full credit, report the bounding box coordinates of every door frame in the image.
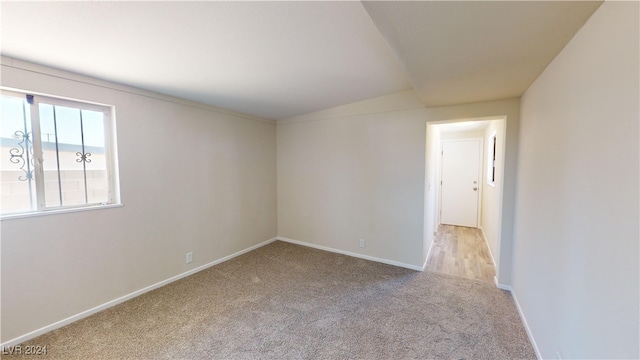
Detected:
[424,115,510,286]
[438,138,483,228]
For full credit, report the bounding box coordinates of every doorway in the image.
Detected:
[424,117,507,285]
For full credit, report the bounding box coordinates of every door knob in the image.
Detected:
[473,187,478,191]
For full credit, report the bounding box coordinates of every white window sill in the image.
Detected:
[1,203,123,221]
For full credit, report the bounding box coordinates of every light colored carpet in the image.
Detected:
[5,241,535,359]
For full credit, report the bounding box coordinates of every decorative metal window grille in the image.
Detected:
[1,90,119,215]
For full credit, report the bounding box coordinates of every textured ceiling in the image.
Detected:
[1,1,602,120]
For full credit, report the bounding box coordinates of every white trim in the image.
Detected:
[478,226,496,266]
[423,226,437,270]
[277,236,424,272]
[493,279,542,360]
[1,203,124,221]
[423,241,434,271]
[494,276,511,291]
[0,237,279,348]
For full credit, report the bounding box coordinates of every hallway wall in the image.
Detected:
[513,2,639,358]
[480,119,505,266]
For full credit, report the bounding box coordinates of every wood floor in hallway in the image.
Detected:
[425,225,496,283]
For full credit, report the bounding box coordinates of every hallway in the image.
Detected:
[425,225,495,283]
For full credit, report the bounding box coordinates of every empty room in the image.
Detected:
[1,1,638,359]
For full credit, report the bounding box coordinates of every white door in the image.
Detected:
[440,139,481,227]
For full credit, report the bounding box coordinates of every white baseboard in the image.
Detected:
[423,234,435,271]
[5,234,538,360]
[277,236,424,272]
[1,237,279,348]
[494,276,511,291]
[478,226,497,266]
[494,279,542,360]
[421,253,430,271]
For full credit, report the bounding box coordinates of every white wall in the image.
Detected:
[0,57,278,343]
[424,123,441,261]
[513,2,639,358]
[277,91,428,268]
[277,94,520,275]
[480,119,505,266]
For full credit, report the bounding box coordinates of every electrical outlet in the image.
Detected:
[359,239,365,248]
[186,252,193,264]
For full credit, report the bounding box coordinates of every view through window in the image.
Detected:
[1,90,118,215]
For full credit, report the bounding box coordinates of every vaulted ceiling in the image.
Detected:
[1,1,602,120]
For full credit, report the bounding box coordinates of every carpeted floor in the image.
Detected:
[4,241,535,359]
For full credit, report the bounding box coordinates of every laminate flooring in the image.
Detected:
[425,224,496,283]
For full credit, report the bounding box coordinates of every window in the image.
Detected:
[1,90,119,216]
[487,132,497,187]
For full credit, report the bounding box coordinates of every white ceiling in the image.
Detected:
[362,1,603,107]
[1,1,602,120]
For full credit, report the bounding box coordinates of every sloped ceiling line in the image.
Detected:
[0,1,602,120]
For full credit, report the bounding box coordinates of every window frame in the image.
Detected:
[486,131,497,188]
[1,88,121,219]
